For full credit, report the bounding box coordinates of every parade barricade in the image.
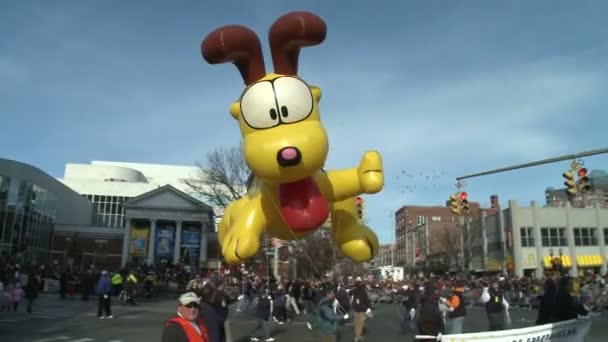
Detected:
[415,317,591,342]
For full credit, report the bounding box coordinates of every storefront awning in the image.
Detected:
[485,259,502,272]
[576,255,603,267]
[543,256,572,268]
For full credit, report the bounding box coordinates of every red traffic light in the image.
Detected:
[459,192,468,200]
[355,196,363,204]
[578,168,588,178]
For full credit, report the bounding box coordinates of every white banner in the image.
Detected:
[415,317,591,342]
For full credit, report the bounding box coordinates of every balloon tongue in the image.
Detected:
[278,177,329,232]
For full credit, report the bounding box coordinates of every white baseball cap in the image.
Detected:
[178,292,201,305]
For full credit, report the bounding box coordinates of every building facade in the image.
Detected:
[369,243,394,268]
[500,200,608,278]
[394,196,499,273]
[121,185,216,268]
[57,161,220,269]
[0,158,94,265]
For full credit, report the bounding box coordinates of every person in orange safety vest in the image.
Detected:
[162,292,209,342]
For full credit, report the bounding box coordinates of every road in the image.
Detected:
[0,294,606,341]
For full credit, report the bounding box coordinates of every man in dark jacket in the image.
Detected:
[250,287,274,341]
[554,276,588,322]
[24,271,39,314]
[536,278,557,324]
[272,283,287,324]
[399,285,418,335]
[95,271,113,319]
[441,280,466,334]
[481,280,508,331]
[350,278,371,342]
[416,280,444,337]
[162,292,209,342]
[198,286,221,342]
[209,282,230,341]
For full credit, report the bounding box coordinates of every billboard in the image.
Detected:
[130,225,149,256]
[155,224,175,259]
[181,226,201,263]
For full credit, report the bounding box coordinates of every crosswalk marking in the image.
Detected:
[0,307,77,323]
[31,338,121,342]
[32,337,69,342]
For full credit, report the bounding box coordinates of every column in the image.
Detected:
[121,218,132,267]
[147,219,157,265]
[532,202,544,279]
[509,200,524,277]
[565,202,578,277]
[199,222,208,265]
[174,220,182,264]
[596,204,607,275]
[481,212,488,271]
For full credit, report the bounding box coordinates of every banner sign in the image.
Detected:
[181,228,201,262]
[130,226,149,256]
[415,317,591,342]
[155,225,175,258]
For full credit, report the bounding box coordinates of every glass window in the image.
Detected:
[574,227,598,246]
[541,227,567,247]
[520,227,534,247]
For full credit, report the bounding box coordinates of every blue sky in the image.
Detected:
[1,1,607,244]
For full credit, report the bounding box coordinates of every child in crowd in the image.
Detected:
[10,283,23,312]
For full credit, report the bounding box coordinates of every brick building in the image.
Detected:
[394,196,499,273]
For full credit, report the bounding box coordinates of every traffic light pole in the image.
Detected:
[456,147,608,181]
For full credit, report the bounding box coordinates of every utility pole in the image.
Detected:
[273,245,280,282]
[456,147,608,181]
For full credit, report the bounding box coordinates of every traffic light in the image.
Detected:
[563,170,577,196]
[355,196,364,221]
[449,193,460,215]
[578,168,590,193]
[459,192,470,214]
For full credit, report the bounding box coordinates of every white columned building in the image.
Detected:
[122,185,216,269]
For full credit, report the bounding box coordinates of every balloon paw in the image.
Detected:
[338,227,379,262]
[221,229,260,265]
[358,151,384,194]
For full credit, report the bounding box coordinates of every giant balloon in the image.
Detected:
[201,11,384,265]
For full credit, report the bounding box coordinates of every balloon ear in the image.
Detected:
[230,102,241,120]
[310,86,322,103]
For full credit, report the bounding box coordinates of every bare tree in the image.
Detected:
[183,145,252,213]
[438,225,463,272]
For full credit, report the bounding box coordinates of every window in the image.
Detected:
[416,216,426,226]
[431,216,442,222]
[604,228,608,245]
[540,227,567,247]
[574,227,597,246]
[520,227,534,247]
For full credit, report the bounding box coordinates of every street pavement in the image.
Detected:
[1,294,607,341]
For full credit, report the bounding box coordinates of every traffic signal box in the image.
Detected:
[449,192,470,215]
[355,196,364,221]
[577,168,590,194]
[563,170,577,196]
[459,192,470,214]
[449,193,460,215]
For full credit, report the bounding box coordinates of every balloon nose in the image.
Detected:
[277,147,302,167]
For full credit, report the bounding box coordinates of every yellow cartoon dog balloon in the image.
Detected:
[201,11,384,265]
